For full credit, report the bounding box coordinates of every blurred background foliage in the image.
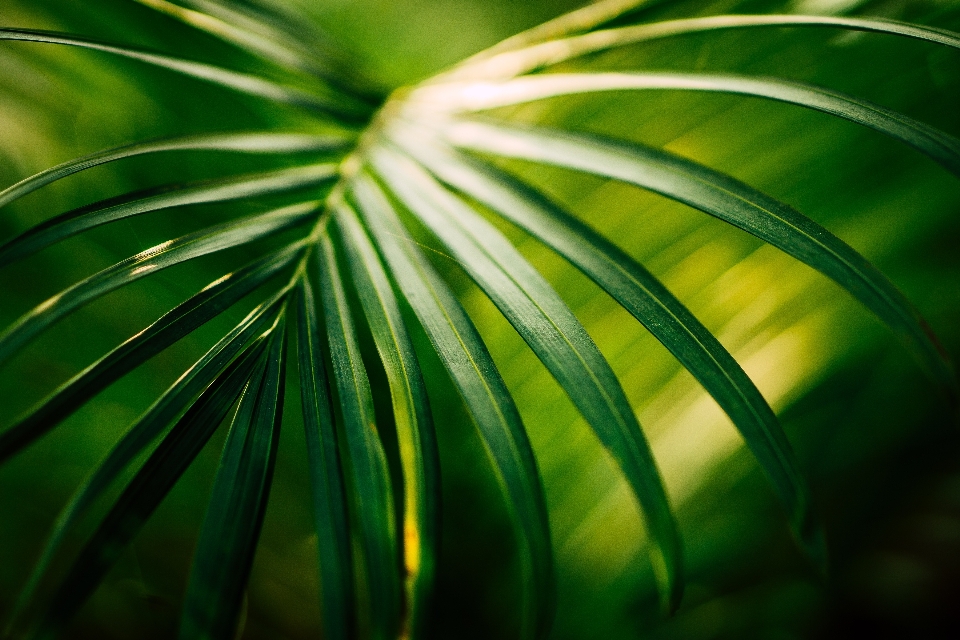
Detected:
[0,0,958,638]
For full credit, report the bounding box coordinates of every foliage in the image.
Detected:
[0,0,958,638]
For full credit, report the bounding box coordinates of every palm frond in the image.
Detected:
[1,1,958,638]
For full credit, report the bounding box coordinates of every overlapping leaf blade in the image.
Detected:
[296,278,352,640]
[0,131,350,211]
[334,204,440,638]
[0,164,336,268]
[4,290,288,634]
[22,337,267,640]
[370,146,683,612]
[0,28,370,120]
[317,231,400,640]
[414,73,960,179]
[351,172,554,638]
[0,246,302,462]
[447,14,960,81]
[440,119,959,405]
[179,313,287,640]
[388,129,822,565]
[0,200,316,366]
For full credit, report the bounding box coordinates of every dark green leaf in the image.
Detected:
[370,147,683,613]
[317,229,400,640]
[0,245,302,463]
[0,131,350,211]
[442,119,959,406]
[0,200,316,366]
[22,337,267,640]
[334,203,441,638]
[4,289,288,636]
[0,164,336,268]
[295,277,352,640]
[179,313,287,640]
[350,172,554,639]
[390,131,823,569]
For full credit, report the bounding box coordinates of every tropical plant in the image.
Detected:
[0,0,958,638]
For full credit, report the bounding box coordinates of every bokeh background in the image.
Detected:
[1,0,959,638]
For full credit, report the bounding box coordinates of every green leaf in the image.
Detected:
[441,119,959,405]
[0,245,302,463]
[3,289,288,637]
[370,146,684,613]
[179,313,287,640]
[22,336,268,640]
[0,28,371,120]
[448,14,960,81]
[0,131,350,211]
[317,230,401,640]
[414,73,960,179]
[350,172,554,639]
[0,200,316,366]
[389,131,823,568]
[334,203,441,638]
[295,278,352,640]
[0,164,336,268]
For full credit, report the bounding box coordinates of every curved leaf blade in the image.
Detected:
[370,146,683,613]
[334,204,441,638]
[0,246,302,463]
[22,337,267,640]
[295,278,352,640]
[441,119,959,406]
[447,14,960,81]
[351,172,555,638]
[179,314,287,640]
[414,73,960,179]
[0,200,316,366]
[4,290,288,636]
[0,28,371,120]
[317,231,400,640]
[0,164,336,268]
[0,132,350,211]
[390,131,823,567]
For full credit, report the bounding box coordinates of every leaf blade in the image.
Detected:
[441,119,959,405]
[370,147,683,613]
[317,230,401,640]
[179,314,288,640]
[0,200,316,366]
[334,203,441,638]
[351,172,555,638]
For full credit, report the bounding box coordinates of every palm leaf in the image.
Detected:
[1,1,958,638]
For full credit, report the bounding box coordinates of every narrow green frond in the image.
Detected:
[3,290,287,636]
[0,28,372,120]
[446,14,960,81]
[179,314,287,640]
[389,131,823,569]
[370,147,683,613]
[334,203,441,639]
[0,132,351,211]
[0,164,337,268]
[414,73,960,179]
[350,172,554,639]
[295,278,352,640]
[441,119,959,406]
[0,201,316,366]
[317,231,401,640]
[0,246,302,463]
[22,337,267,640]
